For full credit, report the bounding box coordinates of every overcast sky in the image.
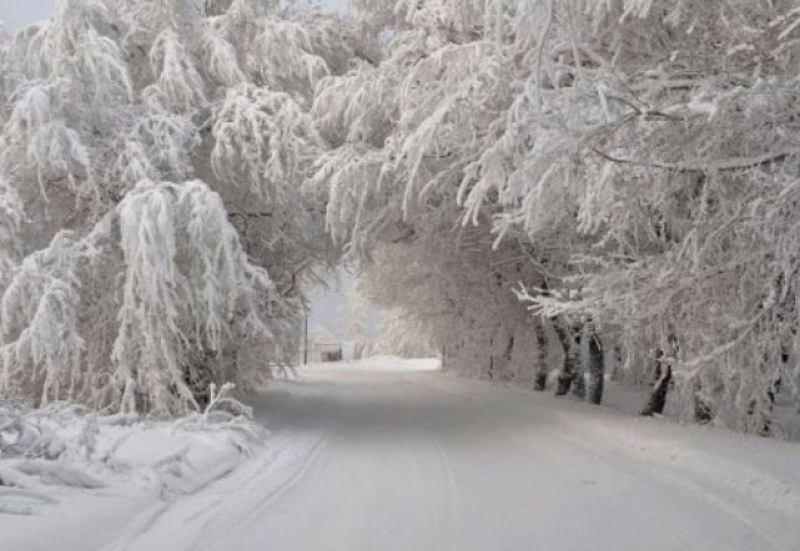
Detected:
[0,0,349,29]
[0,0,55,29]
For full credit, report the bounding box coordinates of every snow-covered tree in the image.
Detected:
[315,0,800,433]
[0,0,371,413]
[453,0,800,432]
[364,307,436,359]
[341,284,371,359]
[312,0,592,393]
[5,0,800,436]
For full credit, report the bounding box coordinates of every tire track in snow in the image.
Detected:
[193,432,328,550]
[102,363,800,551]
[103,431,328,551]
[430,434,460,526]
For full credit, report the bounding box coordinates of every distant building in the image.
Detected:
[306,326,364,363]
[319,347,343,362]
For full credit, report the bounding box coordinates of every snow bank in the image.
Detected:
[0,393,266,550]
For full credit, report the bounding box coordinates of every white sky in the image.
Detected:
[0,0,55,29]
[0,0,371,342]
[0,0,350,29]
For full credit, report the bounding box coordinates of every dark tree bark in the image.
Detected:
[748,375,781,436]
[533,321,549,391]
[571,335,586,400]
[488,336,494,381]
[553,320,581,397]
[488,357,493,379]
[762,377,781,436]
[503,332,515,361]
[611,343,624,381]
[641,349,672,416]
[693,381,713,424]
[587,332,604,405]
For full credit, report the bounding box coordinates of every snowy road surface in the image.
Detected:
[97,359,800,551]
[35,359,800,551]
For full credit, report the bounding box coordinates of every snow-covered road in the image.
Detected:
[101,359,800,551]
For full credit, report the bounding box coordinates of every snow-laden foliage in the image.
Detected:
[312,0,580,390]
[467,0,800,432]
[0,0,372,414]
[0,175,23,276]
[111,180,275,414]
[357,227,545,384]
[364,307,437,359]
[0,395,263,515]
[315,0,800,434]
[0,230,93,408]
[5,0,800,437]
[341,285,370,345]
[210,84,316,202]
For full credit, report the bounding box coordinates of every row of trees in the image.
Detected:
[316,0,800,435]
[2,0,799,435]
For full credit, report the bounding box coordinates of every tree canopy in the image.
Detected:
[2,0,800,435]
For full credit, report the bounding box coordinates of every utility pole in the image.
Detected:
[303,309,309,365]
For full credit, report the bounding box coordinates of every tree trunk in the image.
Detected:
[693,381,713,424]
[749,375,781,436]
[571,327,586,400]
[640,349,671,416]
[504,334,515,362]
[488,336,494,380]
[587,332,604,405]
[757,378,780,436]
[611,343,623,381]
[503,331,514,381]
[553,319,581,397]
[572,357,586,399]
[763,377,781,436]
[533,321,549,391]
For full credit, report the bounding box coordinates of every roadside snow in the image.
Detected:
[0,396,266,551]
[3,358,800,551]
[99,360,800,551]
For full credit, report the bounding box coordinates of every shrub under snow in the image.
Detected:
[0,383,263,516]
